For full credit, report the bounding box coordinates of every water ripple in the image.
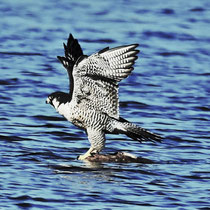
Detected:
[1,0,210,209]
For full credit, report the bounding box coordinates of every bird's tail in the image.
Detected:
[108,117,162,142]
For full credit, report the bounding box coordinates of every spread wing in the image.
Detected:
[72,44,139,119]
[57,34,83,99]
[57,34,139,119]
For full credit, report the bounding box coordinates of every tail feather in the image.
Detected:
[110,117,162,143]
[125,124,162,142]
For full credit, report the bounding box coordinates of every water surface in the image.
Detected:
[0,0,210,209]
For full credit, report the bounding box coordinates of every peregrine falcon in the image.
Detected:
[46,34,161,160]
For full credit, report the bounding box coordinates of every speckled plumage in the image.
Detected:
[46,34,161,160]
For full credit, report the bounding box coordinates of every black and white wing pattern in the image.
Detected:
[57,34,139,119]
[72,44,139,119]
[57,34,83,99]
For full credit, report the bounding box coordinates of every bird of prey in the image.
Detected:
[46,34,161,160]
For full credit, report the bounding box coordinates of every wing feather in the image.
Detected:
[74,44,139,82]
[57,34,84,97]
[57,35,139,119]
[72,44,139,119]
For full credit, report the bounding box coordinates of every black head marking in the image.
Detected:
[46,91,70,107]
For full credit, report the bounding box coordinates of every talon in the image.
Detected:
[77,147,99,160]
[78,153,91,160]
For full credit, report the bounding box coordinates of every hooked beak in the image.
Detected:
[46,97,50,104]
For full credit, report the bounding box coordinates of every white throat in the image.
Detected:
[52,98,60,110]
[52,98,70,117]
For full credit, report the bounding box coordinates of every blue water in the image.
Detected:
[1,0,210,209]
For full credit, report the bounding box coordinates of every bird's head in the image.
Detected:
[46,92,70,109]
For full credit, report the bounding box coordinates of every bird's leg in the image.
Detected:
[78,147,98,160]
[78,128,105,160]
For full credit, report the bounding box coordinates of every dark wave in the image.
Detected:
[120,101,148,108]
[33,115,66,121]
[143,30,196,41]
[0,78,18,85]
[8,195,69,204]
[161,8,175,15]
[158,52,187,57]
[0,134,32,142]
[81,38,115,44]
[190,7,205,12]
[195,106,210,111]
[143,31,175,39]
[0,51,43,56]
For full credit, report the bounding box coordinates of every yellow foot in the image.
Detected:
[78,147,99,160]
[78,153,92,160]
